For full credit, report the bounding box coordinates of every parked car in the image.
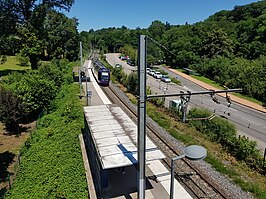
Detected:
[153,71,162,79]
[127,59,135,66]
[161,75,171,83]
[149,70,156,76]
[119,55,129,60]
[115,63,122,68]
[147,68,151,74]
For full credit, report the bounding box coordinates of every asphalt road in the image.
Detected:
[105,53,266,151]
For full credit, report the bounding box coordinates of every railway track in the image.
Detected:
[102,83,229,199]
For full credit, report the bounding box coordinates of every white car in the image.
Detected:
[153,71,162,79]
[149,70,156,76]
[161,75,171,83]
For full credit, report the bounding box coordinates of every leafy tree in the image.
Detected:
[43,11,79,60]
[201,29,233,58]
[148,20,166,40]
[0,86,25,133]
[0,0,75,69]
[19,26,42,70]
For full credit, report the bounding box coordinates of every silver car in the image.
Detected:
[161,75,171,83]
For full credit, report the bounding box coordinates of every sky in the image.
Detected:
[64,0,260,32]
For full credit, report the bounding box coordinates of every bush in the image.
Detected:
[0,86,26,133]
[126,72,138,95]
[1,55,7,64]
[5,84,87,199]
[188,107,264,173]
[16,54,29,66]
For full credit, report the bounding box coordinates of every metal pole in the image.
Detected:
[170,158,175,199]
[85,67,88,106]
[79,42,83,94]
[147,88,242,99]
[138,35,147,199]
[170,155,185,199]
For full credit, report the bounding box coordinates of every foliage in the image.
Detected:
[0,86,26,133]
[80,1,266,102]
[1,60,73,122]
[5,84,88,199]
[0,0,77,69]
[126,72,138,95]
[16,53,29,66]
[43,11,79,61]
[188,107,265,173]
[0,55,7,64]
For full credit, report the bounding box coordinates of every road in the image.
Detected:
[105,53,266,151]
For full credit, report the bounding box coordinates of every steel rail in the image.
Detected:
[102,84,229,199]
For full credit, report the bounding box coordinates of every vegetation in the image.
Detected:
[0,59,73,132]
[80,1,266,103]
[188,108,265,174]
[0,0,78,69]
[4,84,88,199]
[107,50,266,198]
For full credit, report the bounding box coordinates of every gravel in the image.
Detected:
[109,82,255,199]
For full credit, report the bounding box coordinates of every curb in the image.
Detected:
[168,68,266,114]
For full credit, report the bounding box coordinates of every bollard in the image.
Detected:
[263,148,266,164]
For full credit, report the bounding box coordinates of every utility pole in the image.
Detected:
[138,35,147,199]
[147,89,242,122]
[79,42,83,95]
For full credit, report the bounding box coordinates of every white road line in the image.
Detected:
[87,60,112,105]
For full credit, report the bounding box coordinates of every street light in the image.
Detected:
[170,145,207,199]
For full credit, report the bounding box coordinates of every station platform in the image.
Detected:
[81,60,192,198]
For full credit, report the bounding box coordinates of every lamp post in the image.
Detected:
[170,145,207,199]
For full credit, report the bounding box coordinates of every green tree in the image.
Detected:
[0,0,75,69]
[201,29,233,58]
[43,11,79,60]
[0,86,25,133]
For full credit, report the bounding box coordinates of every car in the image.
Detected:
[127,59,135,66]
[146,68,151,74]
[115,63,122,68]
[119,55,129,60]
[153,71,162,79]
[161,75,171,83]
[149,70,156,76]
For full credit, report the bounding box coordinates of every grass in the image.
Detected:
[190,73,263,105]
[126,92,266,198]
[0,56,30,71]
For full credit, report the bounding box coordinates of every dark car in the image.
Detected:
[127,59,135,66]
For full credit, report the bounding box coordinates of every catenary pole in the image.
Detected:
[138,35,147,199]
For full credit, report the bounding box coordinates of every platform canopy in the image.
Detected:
[84,104,165,169]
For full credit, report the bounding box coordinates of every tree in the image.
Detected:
[201,29,233,58]
[43,11,79,60]
[0,0,75,69]
[0,86,25,133]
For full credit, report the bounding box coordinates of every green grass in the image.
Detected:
[5,84,88,199]
[0,56,30,71]
[145,101,266,198]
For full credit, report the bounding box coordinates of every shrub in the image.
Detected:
[188,107,264,173]
[5,84,87,199]
[16,54,29,66]
[1,55,7,64]
[0,86,26,133]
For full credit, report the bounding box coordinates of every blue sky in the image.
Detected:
[65,0,260,32]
